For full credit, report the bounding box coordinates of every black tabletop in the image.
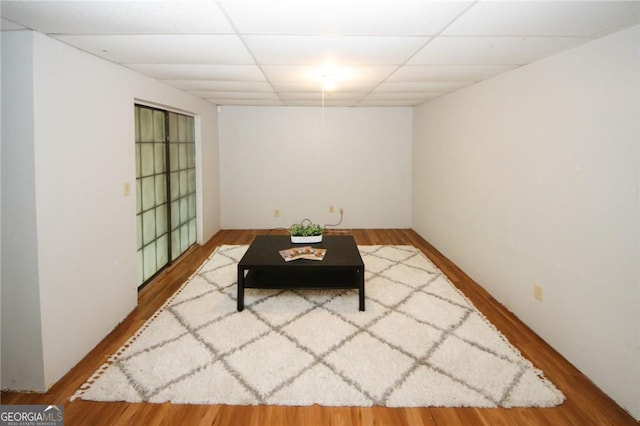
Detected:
[238,235,363,268]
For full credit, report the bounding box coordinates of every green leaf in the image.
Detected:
[289,222,323,236]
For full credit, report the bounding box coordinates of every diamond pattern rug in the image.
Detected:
[72,245,564,407]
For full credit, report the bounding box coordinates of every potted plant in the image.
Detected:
[289,219,323,244]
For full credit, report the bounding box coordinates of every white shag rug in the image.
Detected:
[73,245,564,408]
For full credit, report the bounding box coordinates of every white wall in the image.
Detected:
[219,106,412,229]
[1,31,45,390]
[1,31,220,391]
[412,26,640,419]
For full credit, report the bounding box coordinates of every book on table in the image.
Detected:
[279,246,326,262]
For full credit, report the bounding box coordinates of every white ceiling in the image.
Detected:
[2,1,639,107]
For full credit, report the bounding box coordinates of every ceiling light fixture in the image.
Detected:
[321,64,340,92]
[322,74,337,92]
[310,63,353,94]
[309,63,354,112]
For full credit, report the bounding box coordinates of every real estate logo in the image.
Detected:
[0,405,63,426]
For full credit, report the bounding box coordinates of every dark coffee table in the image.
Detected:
[237,235,365,311]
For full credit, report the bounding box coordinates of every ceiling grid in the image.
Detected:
[2,1,638,107]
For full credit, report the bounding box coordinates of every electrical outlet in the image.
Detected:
[123,182,131,197]
[340,208,344,215]
[274,209,280,218]
[534,284,543,301]
[329,205,335,213]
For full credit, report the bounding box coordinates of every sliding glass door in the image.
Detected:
[135,105,196,287]
[168,112,197,262]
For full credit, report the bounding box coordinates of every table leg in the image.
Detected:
[237,265,245,311]
[358,268,365,311]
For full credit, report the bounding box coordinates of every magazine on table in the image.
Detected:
[279,246,326,262]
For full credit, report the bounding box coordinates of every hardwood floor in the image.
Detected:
[2,229,636,425]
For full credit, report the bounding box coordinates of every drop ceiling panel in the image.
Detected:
[271,82,377,93]
[214,99,285,106]
[126,64,266,81]
[56,34,254,64]
[374,81,472,93]
[444,1,640,37]
[262,65,396,83]
[244,35,429,65]
[284,99,356,107]
[364,92,442,101]
[164,80,273,92]
[358,100,424,107]
[190,91,254,99]
[388,65,517,82]
[221,1,472,35]
[409,36,589,65]
[279,91,367,101]
[1,1,233,34]
[278,92,324,101]
[260,65,323,83]
[190,91,279,100]
[270,82,330,92]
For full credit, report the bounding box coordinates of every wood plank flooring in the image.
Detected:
[2,229,636,425]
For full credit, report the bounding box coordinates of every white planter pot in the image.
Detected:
[291,235,322,244]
